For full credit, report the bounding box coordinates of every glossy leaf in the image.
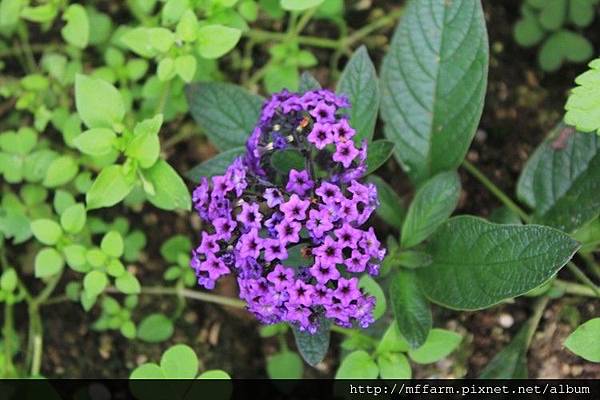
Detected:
[416,216,580,310]
[75,74,125,130]
[336,46,379,143]
[401,171,460,248]
[517,125,600,232]
[186,82,263,151]
[390,270,432,349]
[380,0,488,184]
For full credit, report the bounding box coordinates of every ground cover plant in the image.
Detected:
[0,0,599,381]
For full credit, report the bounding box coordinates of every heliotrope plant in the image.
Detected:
[190,89,385,333]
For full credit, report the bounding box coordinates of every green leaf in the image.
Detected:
[0,269,18,293]
[73,128,117,156]
[75,74,125,130]
[336,46,379,143]
[186,82,263,151]
[280,0,325,11]
[176,10,198,42]
[408,328,462,364]
[365,140,394,175]
[198,370,230,379]
[479,322,530,378]
[538,31,592,72]
[60,203,86,234]
[366,176,405,230]
[121,27,158,58]
[271,149,305,174]
[126,131,160,169]
[377,352,411,379]
[86,165,134,210]
[143,159,191,211]
[358,275,386,320]
[101,231,124,258]
[401,171,460,248]
[137,313,174,343]
[416,216,580,310]
[196,25,241,59]
[298,71,321,93]
[148,27,174,53]
[390,270,432,349]
[120,321,137,339]
[0,0,22,32]
[185,147,245,181]
[31,219,62,245]
[174,55,197,83]
[83,270,108,297]
[565,58,600,134]
[34,248,64,278]
[267,352,303,379]
[335,350,379,379]
[115,272,141,294]
[160,344,199,379]
[63,244,88,272]
[376,322,410,354]
[292,317,330,366]
[61,4,89,49]
[160,235,192,263]
[130,363,165,379]
[43,156,78,188]
[517,125,600,232]
[539,0,567,30]
[564,318,600,362]
[380,0,488,184]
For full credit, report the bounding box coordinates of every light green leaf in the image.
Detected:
[335,350,379,379]
[0,268,18,293]
[126,130,160,169]
[137,313,174,343]
[564,318,600,362]
[157,57,175,81]
[336,45,379,143]
[143,160,191,211]
[73,128,116,156]
[148,27,174,53]
[565,58,600,134]
[75,74,125,130]
[196,25,241,59]
[86,165,134,210]
[538,30,592,72]
[84,270,108,297]
[34,247,64,278]
[130,363,165,379]
[408,328,462,364]
[186,82,263,151]
[380,0,488,184]
[198,370,230,379]
[174,54,197,83]
[401,171,460,248]
[267,352,303,379]
[185,147,245,181]
[358,275,386,320]
[101,231,124,258]
[390,270,432,349]
[60,203,86,234]
[516,124,600,232]
[0,0,22,32]
[61,4,89,49]
[292,316,330,366]
[176,9,198,42]
[376,322,410,354]
[43,156,78,188]
[160,344,199,379]
[416,216,580,310]
[121,27,158,58]
[377,352,411,379]
[63,244,88,272]
[115,272,141,294]
[280,0,325,11]
[31,219,62,245]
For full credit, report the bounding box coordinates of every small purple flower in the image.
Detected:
[334,277,360,306]
[213,217,235,240]
[306,208,333,238]
[307,122,334,149]
[236,228,263,259]
[280,194,310,221]
[286,169,314,196]
[276,219,302,245]
[313,236,344,265]
[200,253,230,281]
[315,181,342,204]
[263,188,284,207]
[310,101,336,122]
[289,280,314,307]
[263,238,288,262]
[332,119,355,142]
[198,232,220,254]
[335,224,362,249]
[310,260,341,283]
[236,202,263,229]
[333,140,359,168]
[267,264,294,290]
[345,250,370,273]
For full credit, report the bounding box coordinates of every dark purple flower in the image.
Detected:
[280,194,310,221]
[286,169,314,196]
[307,122,334,149]
[333,140,359,168]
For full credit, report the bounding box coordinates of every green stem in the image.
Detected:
[32,270,63,307]
[245,29,340,49]
[461,159,531,223]
[566,262,600,297]
[106,286,247,308]
[525,296,549,347]
[344,7,404,47]
[554,279,599,297]
[155,80,171,115]
[580,253,600,281]
[2,302,16,377]
[294,8,317,35]
[28,305,43,377]
[330,325,378,347]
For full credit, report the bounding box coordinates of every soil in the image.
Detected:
[11,0,600,378]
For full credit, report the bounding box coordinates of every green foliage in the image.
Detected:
[335,350,379,379]
[292,317,330,366]
[564,318,600,362]
[365,140,394,175]
[407,329,462,364]
[565,59,600,134]
[137,313,174,343]
[380,0,488,184]
[513,0,596,71]
[266,351,303,379]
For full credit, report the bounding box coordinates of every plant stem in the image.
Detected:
[106,286,247,308]
[344,7,404,47]
[294,8,317,35]
[525,296,549,347]
[566,262,600,297]
[245,29,340,49]
[27,305,43,377]
[580,253,600,281]
[554,279,599,297]
[461,159,531,223]
[330,325,378,347]
[2,302,16,377]
[155,80,172,115]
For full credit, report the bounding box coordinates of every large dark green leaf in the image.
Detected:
[185,82,263,151]
[185,147,245,182]
[401,171,460,248]
[365,140,394,175]
[516,124,600,233]
[336,45,380,143]
[416,216,580,310]
[366,175,405,230]
[479,321,530,378]
[298,71,321,93]
[292,317,331,366]
[380,0,489,184]
[390,270,432,349]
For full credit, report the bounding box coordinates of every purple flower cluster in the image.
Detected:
[191,89,385,333]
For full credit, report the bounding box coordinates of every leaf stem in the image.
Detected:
[580,253,600,281]
[554,279,599,297]
[461,159,531,223]
[566,262,600,297]
[2,302,16,377]
[330,325,378,347]
[106,286,247,308]
[525,296,549,347]
[245,29,340,49]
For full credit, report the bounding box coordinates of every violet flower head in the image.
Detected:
[190,89,385,333]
